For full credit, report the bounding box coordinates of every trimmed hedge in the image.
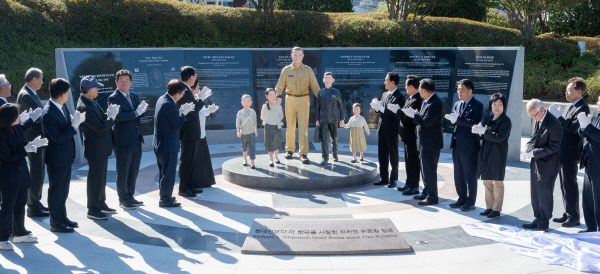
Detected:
[1,0,599,101]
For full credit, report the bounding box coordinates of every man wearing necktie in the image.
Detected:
[107,70,148,210]
[16,68,49,218]
[445,79,483,212]
[547,77,589,228]
[42,78,86,233]
[522,99,562,232]
[76,76,119,220]
[578,94,600,232]
[371,72,405,188]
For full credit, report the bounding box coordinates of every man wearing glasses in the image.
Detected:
[521,99,563,232]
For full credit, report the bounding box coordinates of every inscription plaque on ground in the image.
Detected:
[241,218,411,255]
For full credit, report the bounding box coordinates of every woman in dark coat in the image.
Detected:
[0,104,44,250]
[475,93,512,218]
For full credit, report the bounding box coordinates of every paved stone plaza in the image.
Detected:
[0,138,588,273]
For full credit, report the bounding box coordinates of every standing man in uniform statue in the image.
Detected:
[275,47,320,164]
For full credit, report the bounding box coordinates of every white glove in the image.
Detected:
[198,86,212,101]
[387,104,401,114]
[107,104,119,120]
[520,151,534,161]
[179,102,195,116]
[471,123,486,135]
[24,142,37,153]
[71,111,85,129]
[548,104,562,118]
[402,108,417,119]
[444,112,458,124]
[29,108,43,122]
[136,100,148,116]
[19,110,30,123]
[31,136,48,148]
[207,104,219,113]
[578,112,592,129]
[370,98,384,113]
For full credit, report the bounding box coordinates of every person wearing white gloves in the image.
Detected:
[153,80,193,207]
[522,99,563,232]
[578,95,600,233]
[549,77,590,228]
[76,76,120,220]
[107,70,147,210]
[472,93,512,218]
[41,78,83,233]
[0,104,48,250]
[371,72,405,188]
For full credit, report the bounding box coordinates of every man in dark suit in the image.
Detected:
[0,74,12,107]
[107,70,148,210]
[445,79,483,211]
[397,75,423,196]
[177,66,211,197]
[522,99,562,232]
[16,68,49,217]
[371,72,405,188]
[154,80,195,207]
[547,77,589,227]
[578,95,600,232]
[42,78,85,233]
[76,76,119,220]
[402,78,444,206]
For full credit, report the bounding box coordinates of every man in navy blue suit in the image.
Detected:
[402,78,444,206]
[445,79,483,211]
[153,80,195,207]
[41,78,86,233]
[107,70,148,210]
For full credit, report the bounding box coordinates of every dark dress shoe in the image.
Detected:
[320,159,328,165]
[522,222,538,230]
[251,165,256,169]
[460,205,475,211]
[300,155,310,164]
[397,185,410,192]
[101,206,117,214]
[387,181,397,188]
[480,209,492,216]
[561,218,581,227]
[449,201,465,208]
[552,214,568,223]
[333,156,338,162]
[27,208,49,217]
[40,205,49,211]
[402,188,419,196]
[374,180,388,186]
[50,225,74,233]
[159,200,181,208]
[269,162,275,167]
[87,211,108,220]
[120,201,136,210]
[190,188,204,193]
[179,190,196,197]
[418,199,438,206]
[285,151,293,159]
[131,198,144,206]
[275,160,281,164]
[578,228,596,233]
[351,159,357,163]
[242,162,249,166]
[413,194,427,200]
[65,219,79,228]
[487,211,500,218]
[360,158,364,161]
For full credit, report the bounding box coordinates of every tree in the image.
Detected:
[275,0,353,12]
[385,0,437,20]
[547,0,600,36]
[248,0,275,12]
[427,0,489,22]
[492,0,579,39]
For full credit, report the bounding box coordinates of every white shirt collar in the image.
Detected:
[424,92,436,103]
[409,91,419,99]
[462,95,473,105]
[25,84,38,96]
[573,97,583,106]
[118,89,129,97]
[50,99,63,110]
[0,97,6,103]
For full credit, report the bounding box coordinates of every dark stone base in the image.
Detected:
[222,153,378,191]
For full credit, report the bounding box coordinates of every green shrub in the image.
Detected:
[0,0,598,102]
